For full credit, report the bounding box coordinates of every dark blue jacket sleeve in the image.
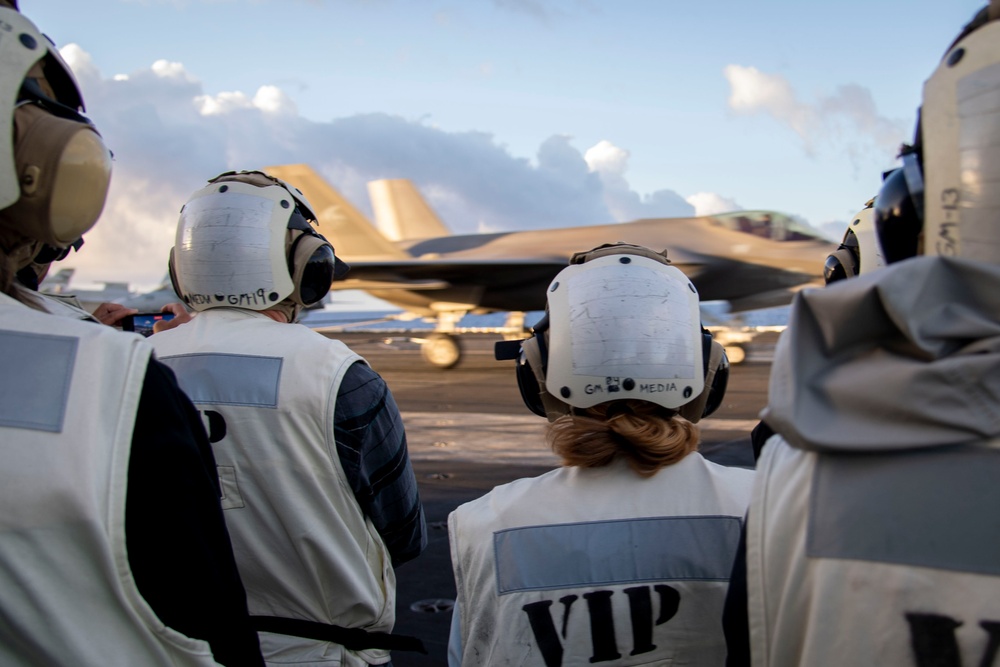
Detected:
[723,518,751,667]
[334,361,427,567]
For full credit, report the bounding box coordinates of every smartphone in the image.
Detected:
[121,312,176,337]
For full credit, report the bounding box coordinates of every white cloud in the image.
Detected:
[194,85,297,116]
[151,59,197,82]
[584,140,629,176]
[253,86,297,115]
[725,65,816,150]
[585,139,693,221]
[54,46,712,287]
[686,192,741,216]
[195,90,254,115]
[724,64,908,165]
[58,44,99,81]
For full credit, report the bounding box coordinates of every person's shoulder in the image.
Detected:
[689,451,756,481]
[286,321,358,351]
[458,466,564,514]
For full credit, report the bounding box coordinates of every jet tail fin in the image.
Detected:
[264,164,407,260]
[368,178,451,241]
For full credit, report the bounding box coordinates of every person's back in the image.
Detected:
[738,5,1000,665]
[452,457,752,666]
[0,4,263,664]
[152,309,400,662]
[746,257,1000,666]
[0,295,232,666]
[152,170,426,666]
[451,244,753,666]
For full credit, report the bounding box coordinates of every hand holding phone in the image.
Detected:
[121,312,176,337]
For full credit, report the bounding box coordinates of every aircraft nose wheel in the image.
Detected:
[422,333,462,369]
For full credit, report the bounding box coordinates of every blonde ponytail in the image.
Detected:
[547,400,700,478]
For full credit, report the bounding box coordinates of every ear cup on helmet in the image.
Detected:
[874,166,923,264]
[823,246,859,284]
[678,331,729,423]
[515,336,548,418]
[513,315,572,420]
[1,104,111,248]
[701,340,729,418]
[287,230,335,306]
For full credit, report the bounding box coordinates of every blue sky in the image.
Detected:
[20,0,985,289]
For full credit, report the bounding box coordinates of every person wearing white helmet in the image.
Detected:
[723,4,1000,665]
[746,198,888,457]
[448,243,754,667]
[822,197,886,284]
[150,170,427,667]
[0,3,264,666]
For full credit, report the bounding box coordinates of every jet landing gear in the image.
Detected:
[416,311,526,369]
[421,332,462,369]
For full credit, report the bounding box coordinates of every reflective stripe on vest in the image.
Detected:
[494,515,742,594]
[809,447,1000,575]
[0,330,77,431]
[160,353,282,407]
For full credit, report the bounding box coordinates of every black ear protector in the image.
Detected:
[677,329,729,422]
[495,314,552,418]
[286,208,336,307]
[873,159,924,265]
[823,230,860,284]
[496,319,730,422]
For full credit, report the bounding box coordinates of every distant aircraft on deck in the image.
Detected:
[266,163,835,368]
[41,269,329,319]
[40,269,183,315]
[40,268,135,313]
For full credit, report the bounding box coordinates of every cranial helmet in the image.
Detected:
[169,170,349,316]
[495,243,729,423]
[874,1,1000,264]
[823,198,886,284]
[0,4,112,264]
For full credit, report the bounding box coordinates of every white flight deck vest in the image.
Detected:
[747,436,1000,667]
[12,283,97,321]
[449,453,754,667]
[0,292,223,667]
[151,308,394,667]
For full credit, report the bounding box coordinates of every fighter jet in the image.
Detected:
[266,164,835,368]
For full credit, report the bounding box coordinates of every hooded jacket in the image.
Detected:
[745,256,1000,667]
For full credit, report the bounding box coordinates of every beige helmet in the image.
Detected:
[0,4,112,268]
[169,170,349,319]
[495,243,729,423]
[874,1,1000,263]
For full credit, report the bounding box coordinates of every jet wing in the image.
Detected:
[334,256,707,291]
[338,257,560,281]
